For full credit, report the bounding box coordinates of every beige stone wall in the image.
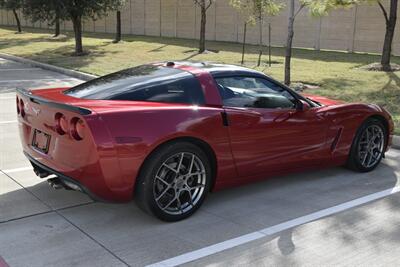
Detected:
[1,0,398,55]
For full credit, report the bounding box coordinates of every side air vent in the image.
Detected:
[331,128,343,152]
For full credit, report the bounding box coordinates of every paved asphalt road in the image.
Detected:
[1,57,400,267]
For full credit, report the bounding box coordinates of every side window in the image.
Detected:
[215,76,296,109]
[110,76,205,105]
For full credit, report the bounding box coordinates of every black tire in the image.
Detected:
[135,141,211,221]
[347,118,387,172]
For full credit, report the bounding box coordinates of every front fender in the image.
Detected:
[322,103,394,160]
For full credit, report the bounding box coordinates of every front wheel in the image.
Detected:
[347,118,387,172]
[135,142,211,221]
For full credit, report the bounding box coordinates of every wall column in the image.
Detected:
[314,17,322,50]
[349,5,358,52]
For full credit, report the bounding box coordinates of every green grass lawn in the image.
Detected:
[1,26,399,134]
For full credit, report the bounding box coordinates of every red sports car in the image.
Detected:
[16,61,394,221]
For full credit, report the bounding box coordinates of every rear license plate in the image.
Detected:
[32,129,51,154]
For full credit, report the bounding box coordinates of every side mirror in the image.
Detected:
[296,100,311,111]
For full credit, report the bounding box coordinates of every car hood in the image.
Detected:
[302,93,344,106]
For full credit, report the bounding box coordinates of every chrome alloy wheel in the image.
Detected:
[153,152,206,215]
[358,125,385,168]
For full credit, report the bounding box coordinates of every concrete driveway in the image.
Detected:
[1,57,400,267]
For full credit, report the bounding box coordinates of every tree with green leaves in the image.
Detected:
[230,0,283,66]
[0,0,23,33]
[23,0,66,37]
[193,0,215,53]
[113,10,122,43]
[113,1,129,43]
[284,0,353,85]
[377,0,398,71]
[328,0,397,71]
[57,0,125,55]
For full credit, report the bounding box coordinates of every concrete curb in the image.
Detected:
[0,52,98,81]
[393,135,400,150]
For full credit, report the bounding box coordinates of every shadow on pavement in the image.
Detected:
[0,151,398,266]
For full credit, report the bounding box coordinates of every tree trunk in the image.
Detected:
[268,23,271,67]
[72,16,84,55]
[284,0,295,85]
[54,11,60,37]
[257,17,263,67]
[241,22,247,65]
[12,9,22,33]
[114,11,122,43]
[199,7,206,53]
[54,19,60,37]
[381,0,398,71]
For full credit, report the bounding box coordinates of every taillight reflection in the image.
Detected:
[71,117,85,141]
[55,113,68,135]
[16,96,20,114]
[19,98,25,117]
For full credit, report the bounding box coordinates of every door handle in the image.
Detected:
[220,111,229,126]
[273,112,293,123]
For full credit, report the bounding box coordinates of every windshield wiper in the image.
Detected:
[305,97,322,107]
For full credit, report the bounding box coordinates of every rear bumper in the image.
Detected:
[18,117,135,203]
[26,152,107,202]
[17,88,138,203]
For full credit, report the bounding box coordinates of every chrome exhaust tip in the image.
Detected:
[33,167,50,178]
[47,177,64,190]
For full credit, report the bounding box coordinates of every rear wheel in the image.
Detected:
[136,142,211,221]
[347,118,387,172]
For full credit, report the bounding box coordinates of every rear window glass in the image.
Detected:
[64,65,205,105]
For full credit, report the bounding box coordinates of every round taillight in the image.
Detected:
[16,96,20,114]
[19,99,25,117]
[55,113,68,135]
[71,117,85,140]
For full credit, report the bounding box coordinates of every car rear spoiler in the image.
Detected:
[16,87,92,115]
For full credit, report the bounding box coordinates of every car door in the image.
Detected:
[215,75,330,178]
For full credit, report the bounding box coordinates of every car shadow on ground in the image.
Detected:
[0,151,399,265]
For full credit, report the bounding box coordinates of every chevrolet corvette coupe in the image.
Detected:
[16,61,394,221]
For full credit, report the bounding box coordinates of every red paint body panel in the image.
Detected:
[302,93,344,106]
[16,63,395,202]
[224,106,330,178]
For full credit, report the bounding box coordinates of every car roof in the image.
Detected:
[159,61,266,77]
